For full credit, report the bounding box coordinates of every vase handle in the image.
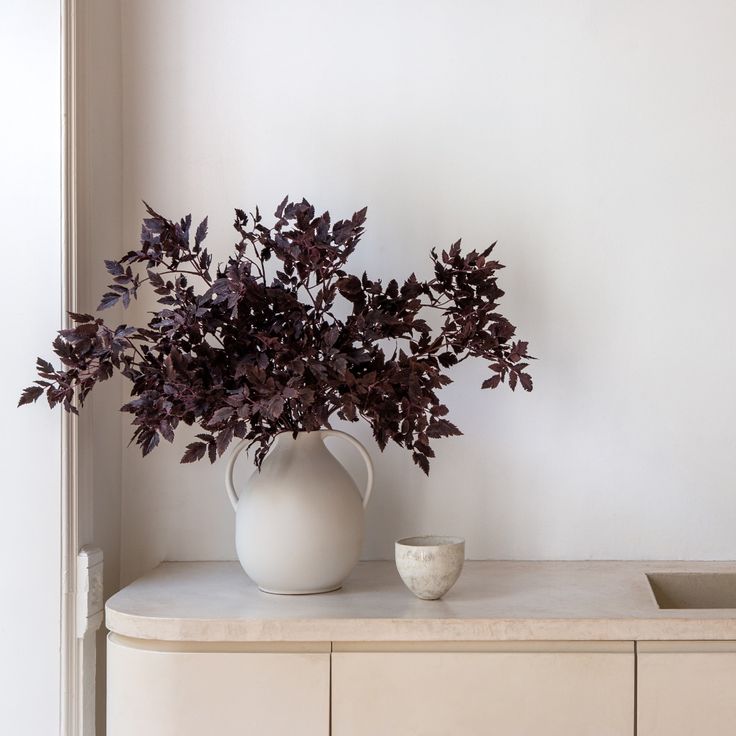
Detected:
[225,438,253,512]
[321,430,374,509]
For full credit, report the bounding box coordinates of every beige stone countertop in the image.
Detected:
[105,560,736,642]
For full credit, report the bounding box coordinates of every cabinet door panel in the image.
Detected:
[638,642,736,736]
[333,646,634,736]
[107,635,329,736]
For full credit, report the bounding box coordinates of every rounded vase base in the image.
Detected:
[257,584,343,596]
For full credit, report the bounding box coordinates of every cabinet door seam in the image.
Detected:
[329,641,333,736]
[634,641,638,736]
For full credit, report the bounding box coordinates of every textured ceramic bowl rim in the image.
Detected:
[396,535,464,549]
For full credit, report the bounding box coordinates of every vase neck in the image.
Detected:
[274,431,327,451]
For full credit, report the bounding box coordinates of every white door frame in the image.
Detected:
[60,2,111,731]
[60,0,82,732]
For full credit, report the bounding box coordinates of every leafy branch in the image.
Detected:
[20,197,534,474]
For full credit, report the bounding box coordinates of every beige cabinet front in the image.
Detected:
[638,641,736,736]
[107,634,330,736]
[332,642,634,736]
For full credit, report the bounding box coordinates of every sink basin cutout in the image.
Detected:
[647,572,736,609]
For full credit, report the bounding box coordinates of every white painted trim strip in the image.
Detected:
[108,633,331,654]
[333,641,634,653]
[638,640,736,653]
[60,1,80,733]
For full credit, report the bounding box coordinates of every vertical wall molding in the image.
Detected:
[60,0,80,733]
[61,1,124,730]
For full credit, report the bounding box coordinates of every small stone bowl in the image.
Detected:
[395,536,465,600]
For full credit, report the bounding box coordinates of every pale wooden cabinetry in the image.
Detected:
[105,562,736,736]
[637,642,736,736]
[332,642,635,736]
[108,637,634,736]
[109,635,736,736]
[106,635,330,736]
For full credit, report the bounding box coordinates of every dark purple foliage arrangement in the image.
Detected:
[20,198,533,474]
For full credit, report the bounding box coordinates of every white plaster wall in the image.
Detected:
[0,1,62,731]
[117,0,736,581]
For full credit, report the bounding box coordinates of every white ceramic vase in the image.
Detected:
[225,430,373,594]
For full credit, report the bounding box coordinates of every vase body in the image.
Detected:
[226,431,373,594]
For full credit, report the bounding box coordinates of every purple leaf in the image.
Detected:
[105,260,124,277]
[482,375,502,389]
[68,312,94,323]
[412,452,430,475]
[98,292,120,310]
[194,216,208,248]
[18,385,44,406]
[181,441,207,463]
